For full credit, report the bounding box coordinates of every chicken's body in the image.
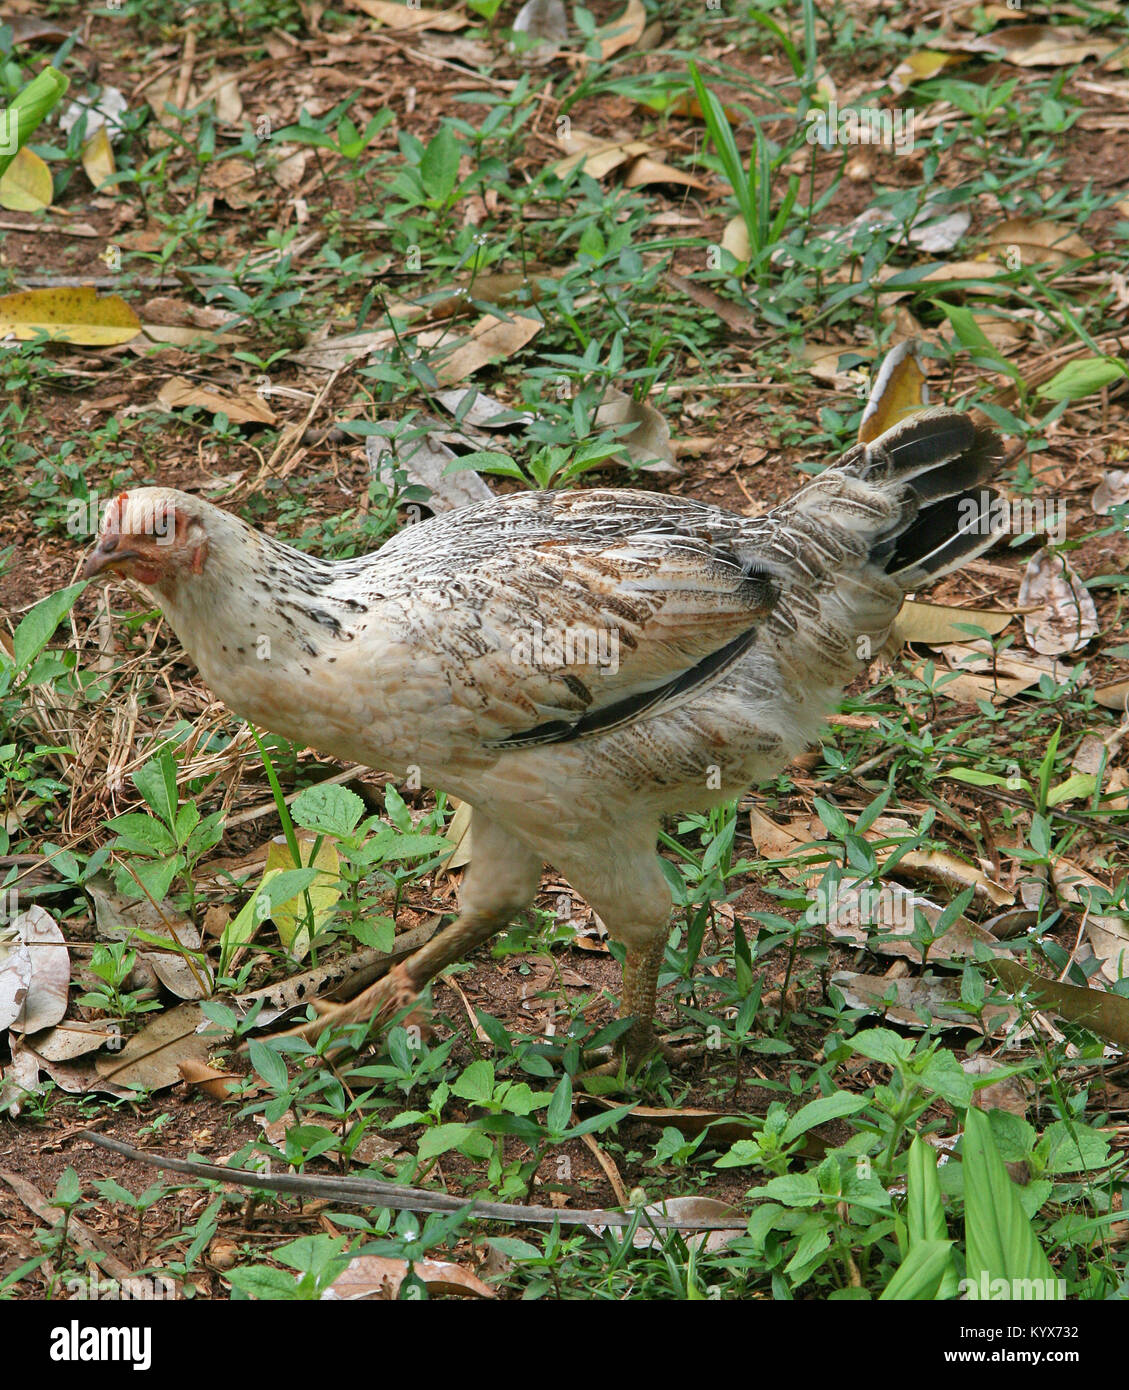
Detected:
[82,407,1004,1062]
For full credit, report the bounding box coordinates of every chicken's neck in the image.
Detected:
[153,518,378,752]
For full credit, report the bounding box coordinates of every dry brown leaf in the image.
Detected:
[1018,549,1099,656]
[23,1019,121,1062]
[622,155,710,192]
[833,970,1016,1035]
[350,0,468,31]
[598,0,646,58]
[157,375,276,424]
[9,907,69,1034]
[1052,859,1129,984]
[179,1059,241,1100]
[949,24,1118,68]
[1095,679,1129,712]
[595,386,677,472]
[965,1056,1031,1116]
[325,1255,494,1300]
[95,1003,214,1091]
[984,217,1093,267]
[432,313,541,385]
[822,879,1002,962]
[554,129,651,179]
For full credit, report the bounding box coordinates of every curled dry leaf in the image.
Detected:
[323,1255,494,1300]
[1018,549,1098,656]
[178,1059,241,1100]
[0,921,32,1031]
[888,49,964,94]
[822,879,1002,962]
[554,129,650,179]
[10,907,69,1033]
[367,424,494,511]
[0,1043,42,1117]
[595,386,677,473]
[952,24,1117,68]
[87,876,212,1001]
[597,0,646,59]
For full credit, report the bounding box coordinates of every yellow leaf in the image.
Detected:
[893,599,1014,647]
[858,339,928,443]
[0,146,53,211]
[720,215,748,263]
[81,126,115,190]
[264,833,342,961]
[888,49,963,94]
[0,285,140,344]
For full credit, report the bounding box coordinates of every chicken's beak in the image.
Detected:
[80,538,136,580]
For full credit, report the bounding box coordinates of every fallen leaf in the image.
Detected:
[94,1003,214,1091]
[23,1019,121,1062]
[431,313,541,385]
[1095,679,1129,712]
[441,799,473,870]
[1092,470,1129,515]
[0,286,140,345]
[598,0,646,59]
[984,217,1092,268]
[512,0,568,51]
[950,24,1117,68]
[833,970,1016,1035]
[157,375,276,425]
[1052,859,1129,985]
[993,960,1129,1051]
[366,420,495,510]
[351,0,468,31]
[323,1255,494,1299]
[179,1059,241,1100]
[888,49,965,94]
[964,1055,1030,1116]
[587,1196,744,1253]
[80,126,115,190]
[622,154,710,191]
[595,386,678,472]
[893,599,1013,647]
[1018,549,1099,656]
[554,129,651,180]
[263,833,341,961]
[10,907,69,1033]
[0,147,53,212]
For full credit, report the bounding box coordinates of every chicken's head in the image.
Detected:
[80,490,209,589]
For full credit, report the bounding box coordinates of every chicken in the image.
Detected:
[80,407,1003,1064]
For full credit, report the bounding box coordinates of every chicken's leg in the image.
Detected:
[280,812,542,1047]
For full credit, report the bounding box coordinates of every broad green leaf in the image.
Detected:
[1037,356,1127,402]
[290,784,365,838]
[9,584,84,670]
[781,1091,869,1144]
[880,1238,955,1300]
[963,1106,1058,1298]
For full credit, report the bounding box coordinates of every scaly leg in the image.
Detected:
[275,811,541,1048]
